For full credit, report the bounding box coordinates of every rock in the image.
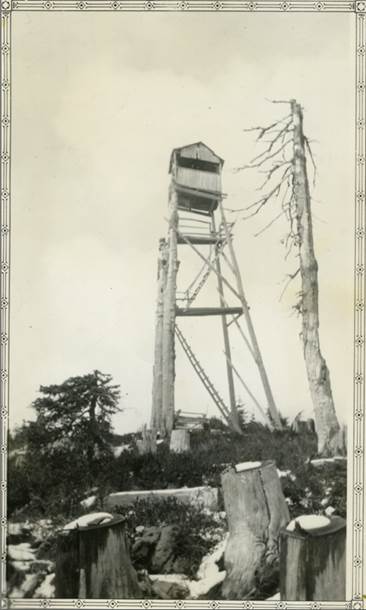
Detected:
[34,573,55,598]
[132,526,161,568]
[151,525,179,573]
[152,578,189,599]
[136,570,153,597]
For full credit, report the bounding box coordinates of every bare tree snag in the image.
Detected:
[280,514,346,600]
[291,100,342,456]
[162,185,179,436]
[55,517,142,599]
[169,428,190,452]
[221,461,289,599]
[151,238,168,432]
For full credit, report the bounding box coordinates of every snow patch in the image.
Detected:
[287,514,330,532]
[8,543,36,562]
[34,573,55,598]
[63,512,113,530]
[235,461,261,473]
[80,495,97,509]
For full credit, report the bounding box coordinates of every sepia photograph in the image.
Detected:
[1,2,361,606]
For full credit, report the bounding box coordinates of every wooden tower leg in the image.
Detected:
[211,212,241,434]
[218,200,283,431]
[162,184,179,436]
[151,238,168,432]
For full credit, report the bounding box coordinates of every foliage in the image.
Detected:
[30,370,121,460]
[108,423,317,493]
[115,497,226,577]
[8,371,121,517]
[281,460,347,519]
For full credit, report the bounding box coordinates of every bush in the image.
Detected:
[115,497,226,577]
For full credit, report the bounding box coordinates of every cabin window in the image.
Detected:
[177,154,220,174]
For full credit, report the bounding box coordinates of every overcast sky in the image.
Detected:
[10,11,354,433]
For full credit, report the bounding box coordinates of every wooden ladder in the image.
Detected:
[175,324,231,422]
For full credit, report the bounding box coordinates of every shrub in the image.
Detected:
[115,497,227,577]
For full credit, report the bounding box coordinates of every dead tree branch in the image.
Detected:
[279,268,300,301]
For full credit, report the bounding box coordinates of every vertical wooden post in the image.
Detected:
[218,200,283,431]
[291,100,342,455]
[162,184,179,436]
[211,212,241,433]
[151,238,168,432]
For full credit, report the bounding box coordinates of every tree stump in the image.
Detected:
[137,426,157,455]
[221,460,290,599]
[55,516,142,598]
[280,514,346,600]
[169,429,190,453]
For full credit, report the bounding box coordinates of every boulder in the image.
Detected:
[132,526,161,569]
[151,525,180,573]
[152,578,189,599]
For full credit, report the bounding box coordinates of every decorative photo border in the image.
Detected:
[0,1,364,607]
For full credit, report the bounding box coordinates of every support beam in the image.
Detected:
[171,226,241,301]
[212,212,241,433]
[177,234,222,245]
[219,200,283,431]
[176,306,243,317]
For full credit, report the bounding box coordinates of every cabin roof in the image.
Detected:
[169,141,225,173]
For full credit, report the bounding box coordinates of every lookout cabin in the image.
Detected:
[169,142,224,216]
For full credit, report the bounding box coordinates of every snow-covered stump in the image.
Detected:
[55,515,142,598]
[169,429,190,453]
[280,514,346,601]
[221,461,290,599]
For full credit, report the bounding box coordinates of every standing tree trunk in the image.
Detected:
[162,184,179,436]
[221,461,289,599]
[292,100,342,456]
[151,238,168,432]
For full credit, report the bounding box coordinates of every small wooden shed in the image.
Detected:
[169,141,224,215]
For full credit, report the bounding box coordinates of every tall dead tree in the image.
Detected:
[161,185,179,436]
[151,238,168,431]
[237,99,343,455]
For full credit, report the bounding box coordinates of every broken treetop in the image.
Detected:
[169,142,224,216]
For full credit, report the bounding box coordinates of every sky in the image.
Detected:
[10,11,354,434]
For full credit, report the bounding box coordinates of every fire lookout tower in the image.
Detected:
[150,142,282,436]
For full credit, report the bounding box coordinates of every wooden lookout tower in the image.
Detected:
[150,142,282,437]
